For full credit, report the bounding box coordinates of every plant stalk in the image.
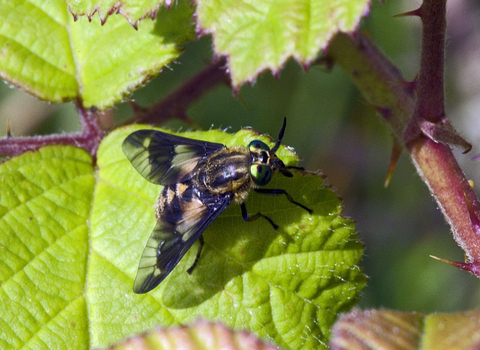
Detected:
[328,0,480,266]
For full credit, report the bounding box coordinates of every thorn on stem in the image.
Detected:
[384,140,402,187]
[419,120,472,153]
[177,113,195,125]
[391,78,418,95]
[393,7,423,18]
[129,101,146,114]
[430,255,480,277]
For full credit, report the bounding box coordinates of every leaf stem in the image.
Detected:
[124,57,230,125]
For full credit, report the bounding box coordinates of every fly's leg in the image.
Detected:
[241,202,279,230]
[187,235,204,274]
[254,188,313,214]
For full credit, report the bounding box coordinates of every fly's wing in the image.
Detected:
[133,187,232,293]
[123,130,225,185]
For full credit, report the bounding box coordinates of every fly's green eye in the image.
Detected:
[249,140,270,153]
[250,164,272,186]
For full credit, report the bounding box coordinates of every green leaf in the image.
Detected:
[0,146,94,349]
[331,309,480,350]
[196,0,370,87]
[90,126,365,349]
[0,0,194,109]
[0,127,365,349]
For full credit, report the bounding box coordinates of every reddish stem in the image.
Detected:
[327,0,480,267]
[0,100,105,159]
[125,57,230,125]
[406,0,480,261]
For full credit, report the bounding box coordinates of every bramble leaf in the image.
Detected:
[0,127,365,349]
[0,0,194,109]
[2,0,370,108]
[196,0,371,87]
[90,126,365,349]
[0,146,94,349]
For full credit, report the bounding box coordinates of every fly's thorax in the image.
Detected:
[196,147,252,195]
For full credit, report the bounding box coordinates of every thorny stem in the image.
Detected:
[407,0,480,264]
[0,101,105,160]
[124,57,230,125]
[328,0,480,269]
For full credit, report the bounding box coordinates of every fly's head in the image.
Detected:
[248,118,293,187]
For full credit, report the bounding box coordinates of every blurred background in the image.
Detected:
[1,0,479,312]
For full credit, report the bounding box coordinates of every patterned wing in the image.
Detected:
[123,130,225,185]
[133,184,232,293]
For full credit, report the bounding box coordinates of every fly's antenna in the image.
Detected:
[270,117,287,154]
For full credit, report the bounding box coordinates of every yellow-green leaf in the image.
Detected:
[0,0,194,109]
[0,146,94,349]
[0,126,365,349]
[197,0,370,87]
[89,125,366,349]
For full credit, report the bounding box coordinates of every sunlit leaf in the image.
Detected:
[0,146,94,349]
[196,0,370,87]
[0,0,194,109]
[90,126,366,349]
[0,127,365,349]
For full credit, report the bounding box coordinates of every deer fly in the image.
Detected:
[123,118,312,293]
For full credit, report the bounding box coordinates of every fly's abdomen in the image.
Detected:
[197,150,250,194]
